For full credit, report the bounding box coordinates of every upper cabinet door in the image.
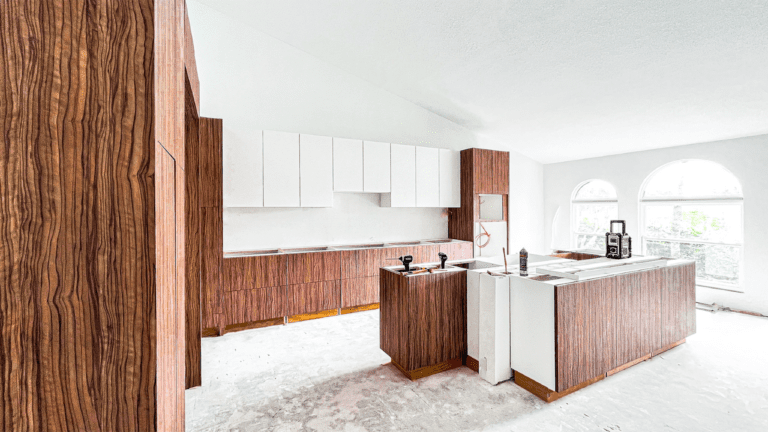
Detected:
[382,144,416,207]
[300,134,333,207]
[223,128,263,207]
[439,149,461,208]
[333,138,363,192]
[415,147,440,207]
[263,130,300,207]
[363,141,390,193]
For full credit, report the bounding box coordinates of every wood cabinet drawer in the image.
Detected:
[342,277,379,308]
[286,251,341,285]
[223,286,286,325]
[340,248,382,279]
[286,281,341,316]
[223,254,287,291]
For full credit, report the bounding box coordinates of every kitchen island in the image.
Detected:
[466,251,696,402]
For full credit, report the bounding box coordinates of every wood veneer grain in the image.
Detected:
[286,281,341,316]
[342,277,380,308]
[287,251,341,285]
[380,271,467,372]
[200,207,223,329]
[662,264,695,346]
[555,278,612,392]
[341,248,382,279]
[199,118,223,208]
[184,75,202,390]
[223,287,286,325]
[184,5,200,112]
[0,0,188,429]
[223,254,287,291]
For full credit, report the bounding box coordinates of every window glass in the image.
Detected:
[572,202,619,250]
[643,204,742,243]
[642,160,742,199]
[645,240,741,286]
[574,179,617,200]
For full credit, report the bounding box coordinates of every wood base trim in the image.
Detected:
[608,353,652,376]
[288,308,339,323]
[391,357,463,381]
[514,371,604,403]
[517,339,688,402]
[341,303,379,315]
[652,338,686,357]
[222,317,284,335]
[465,355,480,373]
[201,327,220,338]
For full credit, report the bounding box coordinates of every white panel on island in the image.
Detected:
[333,138,364,192]
[382,144,416,207]
[300,134,333,207]
[439,149,461,208]
[415,147,440,207]
[363,141,391,193]
[223,128,263,207]
[263,130,300,207]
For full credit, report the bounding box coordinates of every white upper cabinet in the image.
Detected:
[363,141,390,193]
[382,144,416,207]
[333,138,363,192]
[224,128,263,207]
[300,134,333,207]
[439,149,461,208]
[416,147,440,207]
[263,130,300,207]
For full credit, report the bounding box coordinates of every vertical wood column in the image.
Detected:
[0,0,191,430]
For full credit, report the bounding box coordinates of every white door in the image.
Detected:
[263,130,300,207]
[439,149,461,208]
[382,144,416,207]
[300,134,333,207]
[333,138,363,192]
[363,141,390,193]
[416,147,440,207]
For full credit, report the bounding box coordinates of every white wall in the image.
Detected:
[187,1,544,253]
[544,134,768,315]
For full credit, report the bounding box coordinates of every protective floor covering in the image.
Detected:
[186,309,768,431]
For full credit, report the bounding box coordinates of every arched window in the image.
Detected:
[640,160,743,289]
[571,180,619,250]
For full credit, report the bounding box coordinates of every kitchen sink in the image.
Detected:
[334,243,385,249]
[280,246,330,253]
[387,241,421,246]
[425,239,452,244]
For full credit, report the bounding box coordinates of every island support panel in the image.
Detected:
[380,269,468,381]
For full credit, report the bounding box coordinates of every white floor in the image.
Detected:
[186,309,768,431]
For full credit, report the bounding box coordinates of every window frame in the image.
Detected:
[639,161,745,292]
[570,180,619,251]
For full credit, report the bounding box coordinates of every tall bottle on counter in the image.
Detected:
[519,248,528,276]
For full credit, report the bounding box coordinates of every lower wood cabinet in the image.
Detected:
[342,276,379,308]
[223,286,286,326]
[286,281,341,316]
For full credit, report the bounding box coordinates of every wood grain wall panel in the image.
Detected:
[201,207,223,329]
[612,272,646,370]
[448,150,476,242]
[0,0,167,429]
[286,281,341,316]
[223,286,286,325]
[555,279,612,392]
[287,251,341,285]
[199,118,223,208]
[184,5,200,112]
[342,277,380,308]
[184,76,201,390]
[223,255,287,291]
[341,248,383,279]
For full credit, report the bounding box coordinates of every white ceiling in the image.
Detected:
[195,0,768,163]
